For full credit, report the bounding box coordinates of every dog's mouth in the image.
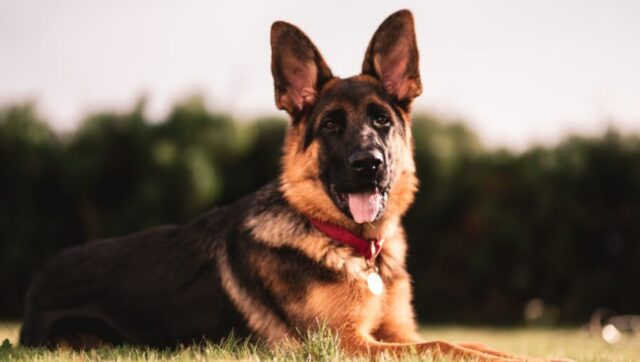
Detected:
[330,184,389,224]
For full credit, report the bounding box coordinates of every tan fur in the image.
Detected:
[247,213,369,279]
[303,282,384,336]
[279,125,348,225]
[216,246,291,343]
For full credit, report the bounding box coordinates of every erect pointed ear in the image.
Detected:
[362,10,422,105]
[271,21,334,118]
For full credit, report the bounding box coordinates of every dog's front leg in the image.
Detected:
[372,274,422,343]
[339,330,525,361]
[458,343,530,359]
[373,275,524,359]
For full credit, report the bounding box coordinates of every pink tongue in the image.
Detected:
[348,191,382,224]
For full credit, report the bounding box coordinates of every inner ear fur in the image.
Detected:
[362,10,422,105]
[271,21,333,118]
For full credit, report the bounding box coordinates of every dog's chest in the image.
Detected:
[300,270,387,333]
[295,247,399,330]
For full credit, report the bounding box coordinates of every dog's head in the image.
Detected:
[272,10,421,230]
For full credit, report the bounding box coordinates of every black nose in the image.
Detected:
[348,149,384,172]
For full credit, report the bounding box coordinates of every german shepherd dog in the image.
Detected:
[20,10,537,361]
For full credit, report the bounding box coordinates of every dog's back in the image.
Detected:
[20,181,342,348]
[20,193,253,348]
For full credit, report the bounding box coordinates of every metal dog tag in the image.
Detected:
[367,272,384,296]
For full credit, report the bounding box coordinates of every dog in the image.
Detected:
[20,10,532,360]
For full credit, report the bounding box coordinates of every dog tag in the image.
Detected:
[367,272,384,296]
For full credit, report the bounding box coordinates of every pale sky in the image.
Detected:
[1,0,639,148]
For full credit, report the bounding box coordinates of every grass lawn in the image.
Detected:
[1,322,638,361]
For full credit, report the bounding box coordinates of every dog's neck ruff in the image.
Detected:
[308,218,382,260]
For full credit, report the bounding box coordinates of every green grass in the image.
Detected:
[1,322,638,361]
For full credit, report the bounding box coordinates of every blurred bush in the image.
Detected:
[1,98,638,323]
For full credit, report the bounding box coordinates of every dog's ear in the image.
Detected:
[271,21,333,118]
[362,10,421,106]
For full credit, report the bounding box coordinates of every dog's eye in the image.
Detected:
[368,104,392,128]
[373,113,391,127]
[321,110,345,132]
[323,119,338,131]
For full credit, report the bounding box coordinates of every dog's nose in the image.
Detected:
[348,149,384,172]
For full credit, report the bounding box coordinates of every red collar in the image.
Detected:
[309,218,382,260]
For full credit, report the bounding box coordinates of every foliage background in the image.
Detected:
[1,97,639,324]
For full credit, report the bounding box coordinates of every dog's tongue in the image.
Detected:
[348,190,382,224]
